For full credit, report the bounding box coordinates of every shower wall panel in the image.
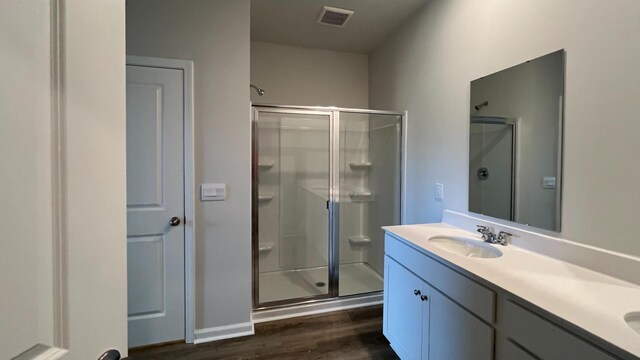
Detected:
[279,117,330,270]
[339,114,370,266]
[257,116,280,273]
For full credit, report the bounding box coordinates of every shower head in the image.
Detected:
[475,101,489,111]
[250,84,265,96]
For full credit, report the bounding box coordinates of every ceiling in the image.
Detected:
[251,0,429,54]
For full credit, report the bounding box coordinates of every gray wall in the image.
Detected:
[369,0,640,257]
[126,0,252,330]
[251,41,369,108]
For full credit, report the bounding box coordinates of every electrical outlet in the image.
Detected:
[435,183,444,201]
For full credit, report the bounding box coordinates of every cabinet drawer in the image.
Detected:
[385,233,495,323]
[501,300,618,360]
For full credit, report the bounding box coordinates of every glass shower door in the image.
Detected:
[337,112,402,296]
[254,109,332,306]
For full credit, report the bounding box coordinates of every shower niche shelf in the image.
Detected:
[349,161,372,169]
[348,235,371,246]
[258,242,274,254]
[348,191,374,203]
[258,193,275,202]
[258,161,275,170]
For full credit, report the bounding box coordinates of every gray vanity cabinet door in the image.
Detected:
[501,300,619,360]
[496,338,539,360]
[428,289,494,360]
[384,256,430,360]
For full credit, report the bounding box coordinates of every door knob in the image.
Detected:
[169,217,181,226]
[477,167,489,180]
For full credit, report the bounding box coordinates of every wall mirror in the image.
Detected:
[469,50,564,232]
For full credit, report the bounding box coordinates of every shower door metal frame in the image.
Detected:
[252,104,404,310]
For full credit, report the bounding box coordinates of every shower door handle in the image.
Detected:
[326,200,329,210]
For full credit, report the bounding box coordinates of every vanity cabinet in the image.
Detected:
[383,255,494,360]
[497,298,618,360]
[383,233,626,360]
[384,256,430,360]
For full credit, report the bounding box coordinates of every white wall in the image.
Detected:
[370,0,640,257]
[1,1,54,355]
[126,0,253,333]
[251,41,369,108]
[2,1,128,358]
[65,0,129,356]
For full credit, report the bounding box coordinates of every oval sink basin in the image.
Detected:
[625,312,640,336]
[428,236,503,259]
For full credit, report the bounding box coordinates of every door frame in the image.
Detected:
[126,55,196,344]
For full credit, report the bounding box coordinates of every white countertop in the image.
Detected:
[383,223,640,358]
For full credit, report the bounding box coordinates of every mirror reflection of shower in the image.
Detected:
[250,84,265,96]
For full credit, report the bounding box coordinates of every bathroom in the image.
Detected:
[2,0,640,359]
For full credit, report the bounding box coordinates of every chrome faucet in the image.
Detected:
[476,225,513,246]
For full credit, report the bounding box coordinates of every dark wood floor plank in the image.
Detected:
[128,305,399,360]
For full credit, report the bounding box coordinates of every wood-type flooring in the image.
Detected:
[128,305,399,360]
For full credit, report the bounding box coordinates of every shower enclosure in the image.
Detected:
[252,105,403,308]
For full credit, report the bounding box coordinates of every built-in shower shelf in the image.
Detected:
[349,161,372,169]
[258,161,275,170]
[258,193,275,202]
[348,191,374,202]
[258,242,274,254]
[348,235,371,245]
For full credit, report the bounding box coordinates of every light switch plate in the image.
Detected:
[542,177,556,189]
[201,183,226,201]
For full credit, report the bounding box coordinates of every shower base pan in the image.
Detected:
[258,262,383,304]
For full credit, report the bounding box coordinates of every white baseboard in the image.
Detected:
[193,321,255,344]
[11,344,68,360]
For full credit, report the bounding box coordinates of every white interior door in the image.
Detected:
[126,64,185,347]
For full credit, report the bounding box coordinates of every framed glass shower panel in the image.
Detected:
[337,112,402,297]
[254,109,332,306]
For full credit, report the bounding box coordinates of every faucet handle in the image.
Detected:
[476,225,493,241]
[497,231,514,242]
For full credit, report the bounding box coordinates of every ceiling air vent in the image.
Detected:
[317,6,354,27]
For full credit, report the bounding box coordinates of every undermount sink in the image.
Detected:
[625,312,640,336]
[428,236,503,259]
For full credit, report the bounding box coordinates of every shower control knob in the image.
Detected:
[421,295,429,301]
[169,217,181,227]
[414,289,421,296]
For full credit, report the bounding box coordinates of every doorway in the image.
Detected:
[126,56,195,347]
